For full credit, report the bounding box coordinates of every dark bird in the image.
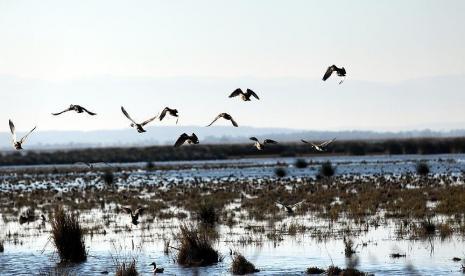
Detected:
[275,200,305,214]
[322,65,346,84]
[159,107,179,124]
[249,137,278,150]
[207,113,238,127]
[174,133,199,147]
[301,138,336,152]
[121,207,145,225]
[149,262,164,274]
[52,104,96,116]
[121,106,158,133]
[9,120,36,150]
[229,88,260,101]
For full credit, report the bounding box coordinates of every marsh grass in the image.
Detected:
[306,266,325,274]
[294,159,308,169]
[416,161,430,176]
[319,161,335,178]
[197,202,219,225]
[231,253,259,275]
[344,237,356,257]
[177,224,220,267]
[274,167,287,178]
[51,208,87,263]
[115,259,138,276]
[0,240,4,252]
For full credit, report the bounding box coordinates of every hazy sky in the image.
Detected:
[0,0,464,133]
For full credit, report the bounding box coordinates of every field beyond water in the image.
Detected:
[1,154,465,275]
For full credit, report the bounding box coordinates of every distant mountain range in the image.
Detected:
[1,126,465,150]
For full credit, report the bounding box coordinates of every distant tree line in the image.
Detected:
[1,137,465,166]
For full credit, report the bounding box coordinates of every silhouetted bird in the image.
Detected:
[52,104,96,116]
[174,133,199,147]
[149,262,164,274]
[301,138,336,152]
[9,120,36,150]
[275,200,304,214]
[229,88,260,101]
[249,137,278,150]
[121,207,145,225]
[207,113,238,127]
[121,106,158,133]
[159,107,179,124]
[322,65,346,84]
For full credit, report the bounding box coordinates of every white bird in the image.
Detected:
[249,137,278,150]
[9,120,36,150]
[121,207,145,225]
[229,88,260,101]
[322,65,346,84]
[121,106,158,133]
[301,138,336,152]
[275,200,305,214]
[74,162,114,170]
[207,113,238,127]
[174,133,199,147]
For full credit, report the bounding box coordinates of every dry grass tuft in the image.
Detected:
[231,253,259,275]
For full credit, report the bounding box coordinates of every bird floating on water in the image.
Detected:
[9,120,36,150]
[121,206,145,225]
[249,137,278,150]
[323,65,346,84]
[149,262,164,274]
[174,133,199,147]
[301,138,336,152]
[275,200,305,214]
[159,107,179,124]
[229,88,260,101]
[52,104,96,116]
[121,106,158,133]
[207,113,238,127]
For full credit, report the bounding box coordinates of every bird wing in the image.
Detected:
[319,138,336,147]
[190,133,199,143]
[322,65,336,81]
[134,207,145,216]
[141,113,159,126]
[74,162,92,168]
[249,137,259,142]
[159,107,169,121]
[121,207,133,215]
[207,114,222,127]
[81,106,97,115]
[290,200,305,208]
[246,89,260,100]
[264,139,278,144]
[51,108,71,116]
[9,120,17,143]
[229,88,243,98]
[19,126,37,144]
[174,133,189,147]
[121,106,138,124]
[229,116,239,127]
[301,139,310,144]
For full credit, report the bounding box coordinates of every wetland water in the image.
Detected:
[1,154,465,275]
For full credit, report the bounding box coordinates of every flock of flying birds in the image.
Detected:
[7,65,346,152]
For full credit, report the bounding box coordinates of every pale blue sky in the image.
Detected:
[0,0,464,132]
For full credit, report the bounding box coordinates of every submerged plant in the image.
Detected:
[51,208,87,263]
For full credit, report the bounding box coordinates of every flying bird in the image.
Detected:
[229,88,260,101]
[121,106,158,133]
[301,138,336,152]
[159,107,179,124]
[322,65,346,84]
[74,162,114,170]
[207,113,238,127]
[52,104,97,116]
[121,207,145,225]
[275,200,305,214]
[149,262,164,274]
[9,120,36,150]
[249,137,278,150]
[174,133,199,147]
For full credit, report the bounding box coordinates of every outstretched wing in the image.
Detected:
[246,89,260,100]
[141,113,158,126]
[134,207,145,216]
[264,139,278,144]
[74,162,92,168]
[81,107,97,116]
[229,116,239,127]
[207,114,222,127]
[301,139,310,144]
[229,88,243,98]
[249,137,259,142]
[319,138,336,147]
[121,106,137,124]
[159,107,169,121]
[290,200,305,208]
[121,207,132,215]
[322,65,336,81]
[19,126,36,144]
[174,133,188,147]
[51,108,71,116]
[9,120,16,143]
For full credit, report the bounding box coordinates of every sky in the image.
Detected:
[0,0,464,133]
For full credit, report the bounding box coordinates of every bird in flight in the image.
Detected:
[52,104,97,116]
[275,200,305,215]
[207,113,238,127]
[174,133,199,147]
[9,120,37,150]
[121,206,145,225]
[322,65,346,84]
[301,138,336,152]
[249,137,278,150]
[74,162,114,170]
[121,106,158,133]
[159,107,179,124]
[229,88,260,101]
